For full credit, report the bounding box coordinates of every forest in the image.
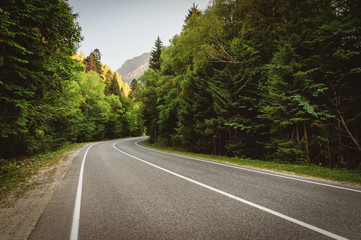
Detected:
[0,0,143,159]
[135,0,361,169]
[1,0,361,171]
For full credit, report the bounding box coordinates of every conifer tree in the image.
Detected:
[104,70,113,95]
[185,3,201,23]
[109,72,121,96]
[84,49,102,74]
[93,49,101,63]
[129,79,139,97]
[93,48,102,75]
[149,36,162,71]
[85,53,97,73]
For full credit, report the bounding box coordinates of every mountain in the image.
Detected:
[117,52,150,84]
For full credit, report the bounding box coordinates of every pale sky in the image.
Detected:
[68,0,210,71]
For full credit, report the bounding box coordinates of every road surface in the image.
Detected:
[30,137,361,239]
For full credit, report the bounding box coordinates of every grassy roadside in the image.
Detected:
[0,142,86,200]
[139,140,361,185]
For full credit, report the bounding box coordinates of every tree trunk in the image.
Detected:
[303,122,310,163]
[214,135,217,155]
[325,131,332,168]
[338,109,361,152]
[218,130,222,155]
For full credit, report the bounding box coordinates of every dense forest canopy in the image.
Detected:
[1,0,360,171]
[0,0,142,158]
[135,0,361,169]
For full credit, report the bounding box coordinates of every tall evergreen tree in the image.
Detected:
[84,49,102,74]
[85,52,97,73]
[104,70,113,95]
[129,79,139,97]
[149,36,163,71]
[109,72,121,96]
[93,48,102,63]
[0,0,82,157]
[92,48,103,75]
[184,3,202,23]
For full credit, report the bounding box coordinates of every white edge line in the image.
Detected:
[135,140,361,193]
[70,143,97,240]
[113,142,348,240]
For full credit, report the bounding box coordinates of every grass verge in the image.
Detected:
[139,140,361,185]
[0,142,86,200]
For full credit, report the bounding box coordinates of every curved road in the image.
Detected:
[30,137,361,239]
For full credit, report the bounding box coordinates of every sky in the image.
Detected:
[68,0,210,71]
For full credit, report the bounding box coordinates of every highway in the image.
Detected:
[30,137,361,239]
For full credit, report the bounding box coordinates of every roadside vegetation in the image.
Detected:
[0,0,143,160]
[1,0,361,191]
[0,143,85,202]
[0,142,85,202]
[135,0,361,171]
[140,140,361,185]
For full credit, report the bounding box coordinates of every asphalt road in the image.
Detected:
[30,137,361,239]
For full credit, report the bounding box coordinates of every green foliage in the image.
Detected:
[84,49,102,75]
[0,0,143,160]
[136,69,161,142]
[109,73,122,96]
[184,3,202,23]
[149,36,163,71]
[135,0,361,169]
[0,142,85,200]
[0,0,82,157]
[141,140,361,185]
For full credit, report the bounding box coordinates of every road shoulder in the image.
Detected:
[0,146,83,240]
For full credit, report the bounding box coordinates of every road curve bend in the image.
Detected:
[30,137,361,240]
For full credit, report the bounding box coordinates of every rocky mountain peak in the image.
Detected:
[117,52,150,84]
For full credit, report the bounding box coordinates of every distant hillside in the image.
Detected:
[117,52,150,84]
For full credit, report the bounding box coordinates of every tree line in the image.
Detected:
[1,0,360,170]
[135,0,361,169]
[0,0,143,159]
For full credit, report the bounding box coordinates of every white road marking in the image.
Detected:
[70,143,97,240]
[70,137,144,240]
[114,142,348,240]
[135,140,361,193]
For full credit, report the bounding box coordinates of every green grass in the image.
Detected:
[0,142,86,200]
[139,140,361,185]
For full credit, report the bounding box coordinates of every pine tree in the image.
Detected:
[129,79,139,97]
[104,70,113,95]
[149,36,162,71]
[109,72,121,96]
[93,48,101,63]
[84,49,102,74]
[184,3,202,23]
[85,53,97,73]
[93,48,102,75]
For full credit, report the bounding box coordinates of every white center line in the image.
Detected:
[114,142,348,240]
[135,140,361,193]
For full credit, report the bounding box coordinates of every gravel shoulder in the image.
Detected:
[0,146,83,240]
